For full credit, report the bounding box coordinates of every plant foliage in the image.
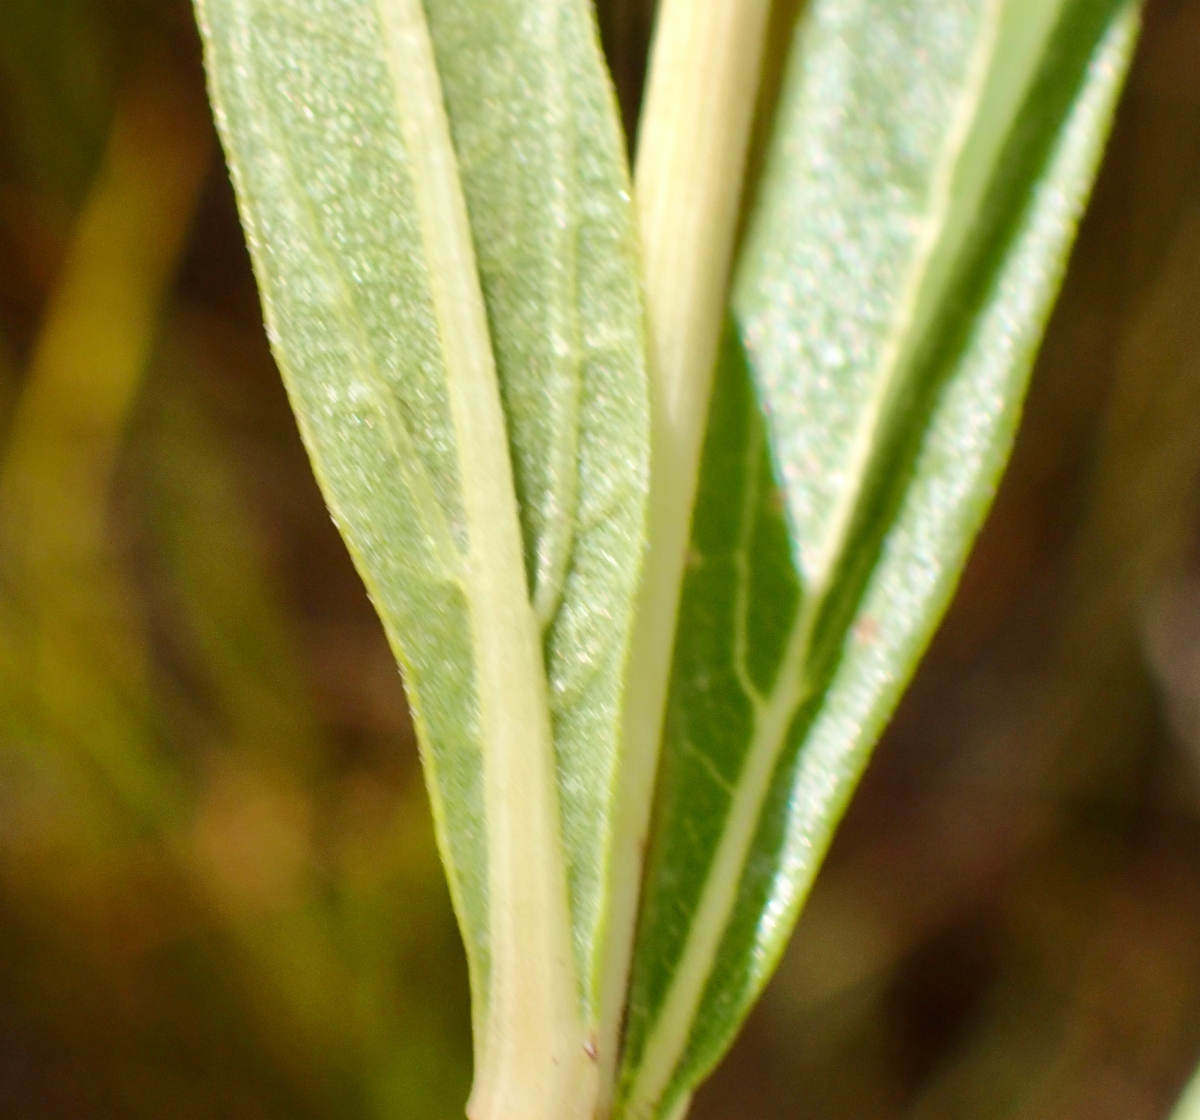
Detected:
[194,0,1140,1117]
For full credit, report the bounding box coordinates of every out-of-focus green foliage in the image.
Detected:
[0,4,471,1117]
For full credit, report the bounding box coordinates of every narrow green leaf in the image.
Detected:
[596,0,773,1107]
[426,0,651,1030]
[193,1,647,1117]
[616,1,1139,1116]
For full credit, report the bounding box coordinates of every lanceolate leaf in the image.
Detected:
[193,1,647,1117]
[426,0,651,1032]
[616,1,1139,1117]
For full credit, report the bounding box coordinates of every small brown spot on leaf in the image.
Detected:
[854,615,880,643]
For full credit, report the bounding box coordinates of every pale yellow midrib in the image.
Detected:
[596,0,773,1112]
[374,4,592,1120]
[622,609,812,1120]
[623,6,1025,1114]
[802,0,1007,604]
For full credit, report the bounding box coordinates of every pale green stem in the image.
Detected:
[596,0,773,1112]
[376,4,593,1120]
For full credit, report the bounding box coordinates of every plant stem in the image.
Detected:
[376,4,593,1119]
[597,0,773,1112]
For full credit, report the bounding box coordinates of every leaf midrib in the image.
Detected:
[623,4,1026,1112]
[622,601,814,1119]
[795,0,1006,603]
[374,1,591,1117]
[222,0,465,582]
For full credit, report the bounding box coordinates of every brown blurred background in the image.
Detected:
[1,1,1198,1117]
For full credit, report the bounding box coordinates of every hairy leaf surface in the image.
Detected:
[194,0,648,1103]
[616,1,1139,1116]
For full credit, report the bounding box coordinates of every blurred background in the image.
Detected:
[0,0,1198,1117]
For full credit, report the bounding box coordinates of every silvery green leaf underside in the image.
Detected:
[193,2,648,1109]
[615,1,1140,1117]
